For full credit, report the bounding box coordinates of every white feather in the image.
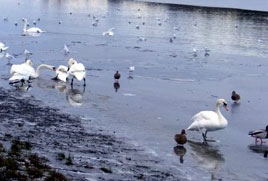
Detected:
[56,65,69,82]
[69,63,86,81]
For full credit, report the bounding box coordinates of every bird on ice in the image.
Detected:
[187,99,228,143]
[64,44,70,54]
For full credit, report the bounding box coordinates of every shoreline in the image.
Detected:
[0,87,184,180]
[134,0,268,13]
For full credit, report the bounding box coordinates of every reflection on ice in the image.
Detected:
[188,140,224,180]
[248,144,268,158]
[113,82,120,92]
[173,146,187,164]
[47,81,85,106]
[66,87,85,107]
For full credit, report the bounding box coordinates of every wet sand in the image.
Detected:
[0,88,184,180]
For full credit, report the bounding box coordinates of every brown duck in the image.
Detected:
[114,70,121,82]
[231,91,240,103]
[174,129,187,145]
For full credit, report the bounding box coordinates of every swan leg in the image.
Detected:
[71,78,74,86]
[83,78,86,87]
[82,86,85,94]
[202,131,208,143]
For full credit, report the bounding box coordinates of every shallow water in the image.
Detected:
[1,0,268,180]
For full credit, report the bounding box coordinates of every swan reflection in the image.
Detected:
[66,87,85,106]
[173,146,187,164]
[248,144,268,158]
[188,140,225,180]
[45,81,85,106]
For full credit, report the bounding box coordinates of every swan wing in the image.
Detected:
[10,63,34,77]
[27,27,43,33]
[56,65,68,82]
[69,63,86,81]
[9,73,29,81]
[187,111,219,131]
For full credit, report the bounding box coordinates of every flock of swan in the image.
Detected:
[9,58,86,88]
[1,11,267,148]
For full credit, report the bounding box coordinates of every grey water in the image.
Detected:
[1,0,268,180]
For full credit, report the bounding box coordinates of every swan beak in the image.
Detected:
[223,104,228,111]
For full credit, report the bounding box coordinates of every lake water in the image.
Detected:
[0,0,268,180]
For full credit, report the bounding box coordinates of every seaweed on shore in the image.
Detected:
[0,139,68,180]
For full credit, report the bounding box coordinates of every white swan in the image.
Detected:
[68,58,86,86]
[53,58,77,82]
[187,99,228,142]
[9,59,56,84]
[0,42,8,52]
[22,18,44,33]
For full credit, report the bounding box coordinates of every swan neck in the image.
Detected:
[216,104,223,118]
[35,64,53,77]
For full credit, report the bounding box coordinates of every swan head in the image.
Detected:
[22,18,27,22]
[67,58,77,67]
[217,99,228,111]
[52,66,57,71]
[25,59,33,67]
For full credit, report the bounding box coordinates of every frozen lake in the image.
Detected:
[1,0,268,180]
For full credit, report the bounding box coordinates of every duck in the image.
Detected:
[231,91,240,103]
[52,58,77,82]
[114,70,120,82]
[9,59,56,86]
[0,42,8,52]
[68,58,86,86]
[174,129,187,145]
[22,18,44,33]
[187,99,228,142]
[249,125,268,144]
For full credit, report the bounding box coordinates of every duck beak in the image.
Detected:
[223,104,228,111]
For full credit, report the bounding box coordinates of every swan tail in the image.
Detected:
[187,121,199,131]
[1,46,8,51]
[57,73,68,82]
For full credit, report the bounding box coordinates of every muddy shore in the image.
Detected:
[0,88,184,180]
